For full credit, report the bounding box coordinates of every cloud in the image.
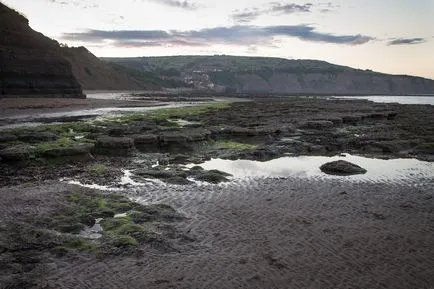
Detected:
[65,30,170,41]
[61,25,374,48]
[49,0,98,8]
[269,2,313,13]
[387,38,426,46]
[264,25,373,44]
[231,2,312,23]
[318,2,339,13]
[231,9,262,23]
[149,0,198,10]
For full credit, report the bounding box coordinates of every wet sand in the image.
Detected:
[0,97,162,119]
[1,175,433,289]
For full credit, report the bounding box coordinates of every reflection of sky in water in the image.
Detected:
[189,154,434,182]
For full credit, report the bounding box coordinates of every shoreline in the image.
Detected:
[0,97,164,119]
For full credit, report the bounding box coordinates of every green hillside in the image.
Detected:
[102,55,434,94]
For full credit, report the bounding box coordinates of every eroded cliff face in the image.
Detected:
[235,72,434,94]
[0,3,84,98]
[61,47,159,91]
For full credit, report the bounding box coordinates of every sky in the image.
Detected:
[3,0,434,79]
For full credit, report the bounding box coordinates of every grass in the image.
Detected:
[36,137,75,153]
[54,191,181,251]
[54,237,98,255]
[108,234,139,247]
[214,140,258,150]
[64,238,96,251]
[100,216,133,231]
[101,216,152,248]
[89,164,107,175]
[110,102,231,124]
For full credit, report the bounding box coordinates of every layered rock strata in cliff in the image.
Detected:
[0,3,84,98]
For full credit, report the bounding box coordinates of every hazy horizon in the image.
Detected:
[2,0,434,79]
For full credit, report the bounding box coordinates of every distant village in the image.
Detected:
[160,67,228,92]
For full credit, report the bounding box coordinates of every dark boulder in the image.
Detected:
[299,120,334,130]
[342,115,362,125]
[217,126,257,137]
[166,176,192,185]
[0,144,34,161]
[192,169,232,184]
[17,132,58,143]
[134,134,159,146]
[324,117,343,125]
[159,131,187,145]
[320,160,367,176]
[185,128,211,142]
[0,133,18,142]
[108,127,125,137]
[95,136,135,156]
[135,168,190,184]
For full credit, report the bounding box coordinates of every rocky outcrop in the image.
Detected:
[0,3,83,98]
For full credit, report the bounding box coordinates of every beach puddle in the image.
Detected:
[65,169,165,191]
[168,118,201,127]
[79,218,103,239]
[187,154,434,182]
[66,180,121,191]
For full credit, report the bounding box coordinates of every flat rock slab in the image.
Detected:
[320,160,367,176]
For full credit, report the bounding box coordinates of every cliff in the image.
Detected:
[232,72,434,95]
[104,55,434,95]
[61,46,160,91]
[0,2,84,98]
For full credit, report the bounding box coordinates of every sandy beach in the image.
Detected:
[1,175,433,289]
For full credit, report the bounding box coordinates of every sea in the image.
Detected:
[334,95,434,105]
